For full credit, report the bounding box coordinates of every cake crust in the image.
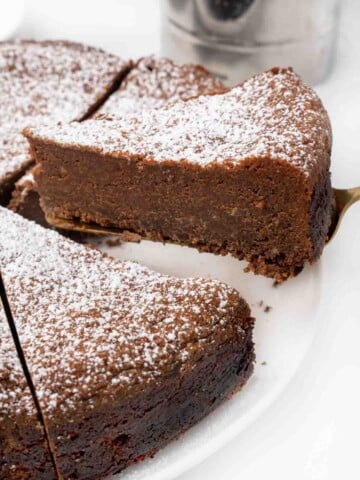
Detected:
[0,207,254,479]
[27,67,333,281]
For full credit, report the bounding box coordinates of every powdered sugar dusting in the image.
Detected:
[0,40,129,185]
[0,307,36,420]
[0,130,32,184]
[0,207,248,420]
[95,55,224,118]
[32,68,331,175]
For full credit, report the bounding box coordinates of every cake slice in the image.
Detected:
[0,40,131,204]
[26,67,333,281]
[8,56,223,228]
[94,55,225,118]
[0,207,254,480]
[0,303,56,479]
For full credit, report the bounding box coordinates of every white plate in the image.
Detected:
[94,239,325,480]
[0,1,25,41]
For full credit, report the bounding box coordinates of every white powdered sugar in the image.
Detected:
[0,307,36,419]
[0,207,247,420]
[30,68,331,175]
[95,55,224,118]
[0,40,129,185]
[0,130,32,183]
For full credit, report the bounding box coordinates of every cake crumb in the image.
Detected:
[264,305,272,313]
[105,237,123,247]
[254,199,265,209]
[119,231,142,243]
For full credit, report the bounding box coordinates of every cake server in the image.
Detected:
[328,186,360,242]
[45,186,360,243]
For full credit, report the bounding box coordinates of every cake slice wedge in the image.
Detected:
[8,55,224,229]
[0,207,254,480]
[0,40,131,204]
[94,55,225,118]
[0,301,56,479]
[26,67,333,281]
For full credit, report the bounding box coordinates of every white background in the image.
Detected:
[2,1,360,479]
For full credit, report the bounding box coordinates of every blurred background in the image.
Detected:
[3,0,161,59]
[0,0,347,84]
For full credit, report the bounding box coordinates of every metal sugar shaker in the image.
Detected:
[161,0,341,85]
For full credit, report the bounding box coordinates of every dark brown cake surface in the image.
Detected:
[27,67,332,281]
[0,39,131,204]
[0,207,254,479]
[0,305,56,480]
[95,55,225,118]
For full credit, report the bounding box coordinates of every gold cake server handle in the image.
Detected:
[45,214,130,236]
[328,186,360,242]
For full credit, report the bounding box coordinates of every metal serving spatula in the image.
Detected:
[328,186,360,242]
[46,186,360,243]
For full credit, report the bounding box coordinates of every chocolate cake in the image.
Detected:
[7,170,127,246]
[27,67,333,281]
[94,55,225,118]
[8,55,223,228]
[0,305,56,480]
[7,169,48,227]
[0,207,254,479]
[0,40,131,204]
